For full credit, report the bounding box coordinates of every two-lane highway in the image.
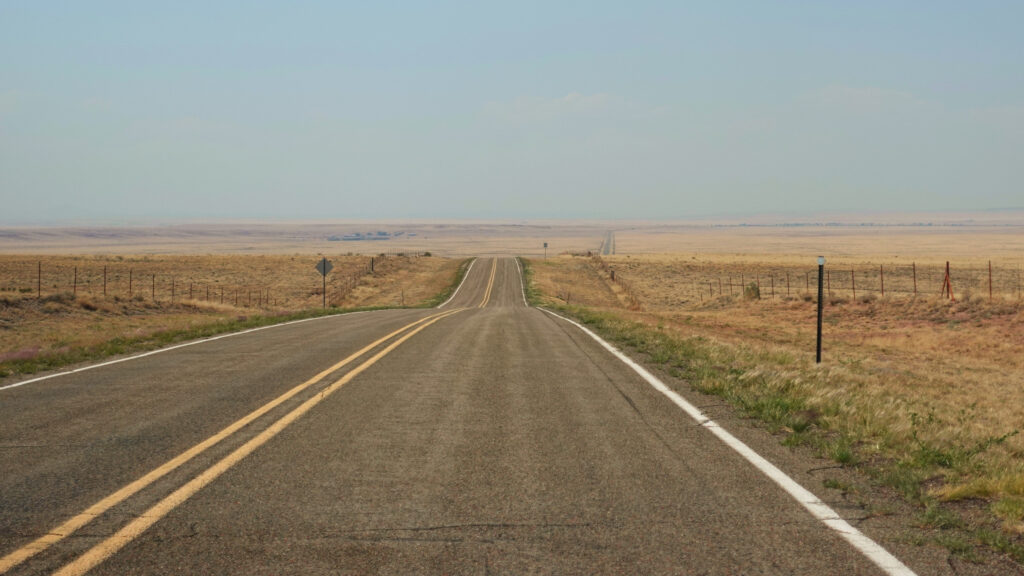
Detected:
[2,258,918,574]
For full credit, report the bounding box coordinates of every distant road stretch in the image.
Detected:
[601,231,615,255]
[0,257,915,575]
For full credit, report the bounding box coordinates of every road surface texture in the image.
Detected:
[0,258,1006,575]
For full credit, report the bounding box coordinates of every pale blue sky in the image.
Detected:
[2,2,1022,222]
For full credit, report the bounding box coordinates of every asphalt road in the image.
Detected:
[601,231,615,256]
[0,257,955,574]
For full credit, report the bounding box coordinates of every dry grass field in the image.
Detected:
[0,254,461,378]
[613,224,1024,262]
[525,224,1024,557]
[0,220,611,257]
[3,217,1023,544]
[8,213,1018,260]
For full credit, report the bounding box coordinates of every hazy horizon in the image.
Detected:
[3,2,1023,223]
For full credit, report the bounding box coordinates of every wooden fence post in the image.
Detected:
[942,261,955,301]
[851,268,856,300]
[989,261,993,300]
[103,266,107,297]
[37,261,41,299]
[912,262,917,296]
[880,265,884,297]
[73,267,78,297]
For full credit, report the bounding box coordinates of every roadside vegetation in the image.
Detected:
[523,254,1024,564]
[0,255,468,380]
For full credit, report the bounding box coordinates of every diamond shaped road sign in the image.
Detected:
[315,258,333,277]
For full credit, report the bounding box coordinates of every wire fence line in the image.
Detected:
[591,255,642,310]
[590,257,1024,306]
[0,252,428,310]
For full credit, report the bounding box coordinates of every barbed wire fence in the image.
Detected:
[586,258,1023,309]
[0,252,429,311]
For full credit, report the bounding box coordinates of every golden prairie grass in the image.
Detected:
[0,254,458,375]
[528,252,1024,532]
[613,225,1024,262]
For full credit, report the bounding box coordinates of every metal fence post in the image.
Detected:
[817,256,825,364]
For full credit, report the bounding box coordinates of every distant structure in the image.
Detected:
[327,231,396,242]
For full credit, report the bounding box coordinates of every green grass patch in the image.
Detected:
[934,533,980,561]
[976,528,1024,564]
[518,257,545,307]
[919,501,965,530]
[993,497,1024,526]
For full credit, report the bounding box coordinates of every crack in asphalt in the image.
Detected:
[807,465,846,474]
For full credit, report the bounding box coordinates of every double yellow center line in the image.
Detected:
[478,258,498,308]
[1,307,463,576]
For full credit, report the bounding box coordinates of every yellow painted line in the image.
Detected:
[54,308,464,576]
[0,310,453,574]
[478,258,498,308]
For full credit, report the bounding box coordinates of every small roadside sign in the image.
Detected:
[316,258,333,308]
[316,258,333,277]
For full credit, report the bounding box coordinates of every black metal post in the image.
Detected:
[816,257,825,364]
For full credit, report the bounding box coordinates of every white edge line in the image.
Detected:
[540,308,918,576]
[437,257,477,309]
[514,257,528,307]
[5,255,481,393]
[0,309,385,393]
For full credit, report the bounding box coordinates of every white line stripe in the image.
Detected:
[4,257,480,393]
[514,257,528,307]
[438,258,477,309]
[540,309,917,576]
[0,309,384,393]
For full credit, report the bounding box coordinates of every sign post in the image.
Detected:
[315,257,333,308]
[816,256,825,364]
